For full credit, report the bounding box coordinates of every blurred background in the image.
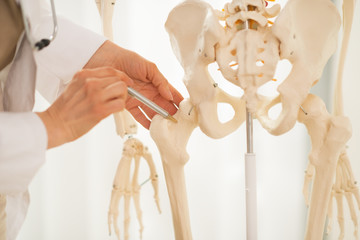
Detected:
[18,0,360,239]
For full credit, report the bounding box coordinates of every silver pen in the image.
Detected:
[127,87,177,123]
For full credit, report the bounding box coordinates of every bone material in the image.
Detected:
[257,0,341,135]
[113,111,138,138]
[165,0,246,139]
[95,0,138,138]
[150,99,198,240]
[303,147,360,239]
[332,151,360,239]
[327,0,359,235]
[215,0,280,112]
[297,94,352,240]
[333,0,356,116]
[303,0,360,238]
[95,0,115,40]
[108,138,160,240]
[302,163,315,207]
[152,0,358,239]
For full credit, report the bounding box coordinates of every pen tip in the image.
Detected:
[167,115,178,123]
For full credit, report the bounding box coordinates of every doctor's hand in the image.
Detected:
[84,40,183,129]
[36,67,132,149]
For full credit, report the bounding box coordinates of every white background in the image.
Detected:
[17,0,360,239]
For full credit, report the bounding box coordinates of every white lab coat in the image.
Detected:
[0,10,106,239]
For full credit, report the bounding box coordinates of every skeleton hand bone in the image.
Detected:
[108,138,161,240]
[298,94,354,240]
[331,150,360,240]
[304,150,360,240]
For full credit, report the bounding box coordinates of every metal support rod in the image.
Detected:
[245,109,257,240]
[244,6,257,239]
[246,110,254,153]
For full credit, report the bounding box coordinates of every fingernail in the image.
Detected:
[166,90,174,101]
[163,86,173,101]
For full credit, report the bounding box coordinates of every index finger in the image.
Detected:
[66,67,134,97]
[79,67,134,86]
[145,64,175,101]
[168,84,183,107]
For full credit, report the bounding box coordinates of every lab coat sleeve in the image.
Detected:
[35,16,107,103]
[0,112,47,194]
[0,16,105,195]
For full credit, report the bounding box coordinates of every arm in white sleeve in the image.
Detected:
[0,13,105,194]
[35,16,106,103]
[0,112,47,194]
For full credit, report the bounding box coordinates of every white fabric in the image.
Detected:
[0,112,47,194]
[0,11,106,240]
[34,16,107,103]
[5,193,28,240]
[0,112,46,240]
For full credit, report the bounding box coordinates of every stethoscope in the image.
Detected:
[20,0,58,51]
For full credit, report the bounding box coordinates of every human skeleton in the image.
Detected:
[97,0,359,239]
[149,0,360,239]
[95,1,162,240]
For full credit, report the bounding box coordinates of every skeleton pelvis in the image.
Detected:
[216,28,279,112]
[217,29,278,86]
[196,88,246,139]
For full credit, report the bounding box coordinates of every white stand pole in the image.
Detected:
[245,109,257,240]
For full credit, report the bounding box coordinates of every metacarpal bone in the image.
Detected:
[333,151,360,239]
[142,147,162,213]
[303,163,315,207]
[108,138,160,240]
